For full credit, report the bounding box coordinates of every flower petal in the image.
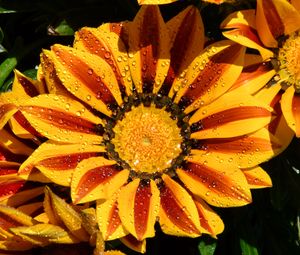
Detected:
[230,60,275,94]
[0,129,33,156]
[291,0,300,10]
[97,190,127,240]
[128,5,170,94]
[74,27,132,96]
[177,158,252,207]
[71,157,129,204]
[44,187,89,241]
[189,91,272,139]
[120,234,146,254]
[138,0,177,4]
[159,174,201,237]
[0,102,18,130]
[256,0,300,48]
[221,10,273,60]
[281,86,300,137]
[19,141,104,186]
[242,166,272,189]
[0,240,34,251]
[19,94,104,144]
[191,128,281,169]
[161,6,204,94]
[43,44,122,116]
[118,179,160,240]
[12,70,40,98]
[172,41,245,113]
[193,196,224,237]
[10,224,79,246]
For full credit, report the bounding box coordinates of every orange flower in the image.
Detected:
[137,0,234,4]
[221,0,300,137]
[0,5,277,250]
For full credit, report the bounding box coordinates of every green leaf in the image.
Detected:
[0,7,16,13]
[52,20,74,36]
[240,238,259,255]
[0,55,18,89]
[198,237,217,255]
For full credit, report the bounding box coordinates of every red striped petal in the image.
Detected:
[292,92,300,137]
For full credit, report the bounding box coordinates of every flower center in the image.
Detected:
[111,104,182,174]
[277,31,300,91]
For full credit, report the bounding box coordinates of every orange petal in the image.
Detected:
[243,166,272,189]
[12,70,40,97]
[230,60,275,94]
[19,94,104,144]
[97,190,127,240]
[74,27,132,96]
[120,234,146,254]
[161,6,204,95]
[118,179,160,240]
[128,5,170,94]
[0,240,34,251]
[100,22,129,49]
[191,128,281,169]
[138,0,177,4]
[193,196,224,237]
[71,157,129,204]
[281,86,300,137]
[0,178,25,203]
[177,158,252,207]
[159,174,201,237]
[44,44,123,116]
[256,0,300,48]
[291,0,300,10]
[189,91,272,139]
[221,10,274,60]
[0,102,18,130]
[19,141,104,186]
[172,41,245,113]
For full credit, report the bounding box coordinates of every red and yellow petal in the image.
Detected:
[191,128,281,169]
[120,234,146,254]
[242,166,272,189]
[221,10,274,60]
[19,141,104,186]
[172,41,246,113]
[12,70,41,98]
[118,179,160,240]
[230,59,275,94]
[159,174,201,237]
[97,190,128,240]
[19,94,104,144]
[43,44,122,116]
[128,5,170,94]
[291,0,300,10]
[0,240,34,251]
[161,6,204,94]
[177,158,252,207]
[138,0,177,4]
[71,157,129,204]
[0,102,18,130]
[189,91,272,139]
[193,196,224,237]
[74,26,132,96]
[256,0,300,48]
[281,86,300,137]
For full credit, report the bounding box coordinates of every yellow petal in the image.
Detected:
[71,157,129,204]
[177,157,252,207]
[189,91,272,139]
[19,141,104,186]
[128,5,170,94]
[171,41,246,113]
[159,174,201,237]
[138,0,177,4]
[19,94,104,144]
[242,166,272,189]
[44,187,89,241]
[120,235,146,254]
[118,179,160,240]
[97,190,128,240]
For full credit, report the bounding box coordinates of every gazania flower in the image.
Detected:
[221,0,300,137]
[137,0,234,4]
[1,5,278,249]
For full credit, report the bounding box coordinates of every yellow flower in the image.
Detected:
[1,5,277,249]
[137,0,234,4]
[221,0,300,137]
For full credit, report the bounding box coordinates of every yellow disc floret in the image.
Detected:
[112,104,182,174]
[278,32,300,91]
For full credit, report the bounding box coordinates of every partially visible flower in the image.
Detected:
[221,0,300,137]
[137,0,235,5]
